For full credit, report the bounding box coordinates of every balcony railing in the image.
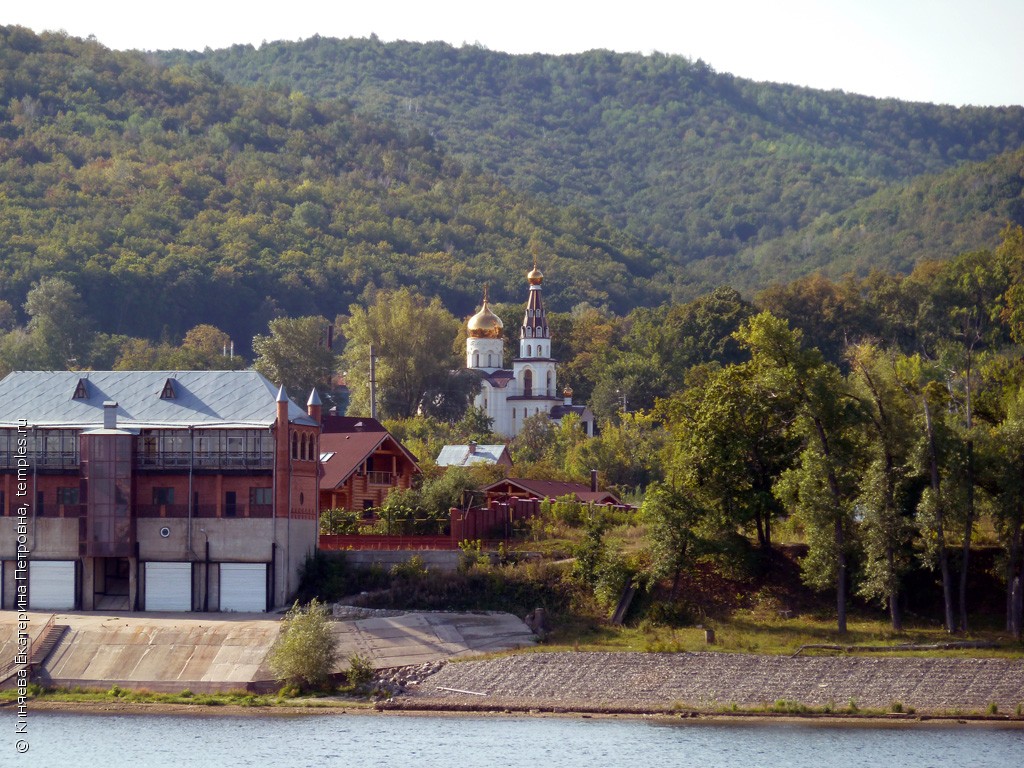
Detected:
[135,503,273,519]
[135,453,273,470]
[366,471,395,485]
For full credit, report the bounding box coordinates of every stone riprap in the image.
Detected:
[399,651,1024,715]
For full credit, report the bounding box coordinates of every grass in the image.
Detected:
[0,684,379,709]
[527,608,1024,658]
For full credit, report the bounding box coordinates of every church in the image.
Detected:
[465,263,594,438]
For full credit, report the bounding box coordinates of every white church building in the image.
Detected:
[465,264,594,438]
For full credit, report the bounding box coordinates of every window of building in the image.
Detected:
[224,491,237,517]
[523,369,533,397]
[36,489,45,516]
[152,487,174,506]
[160,378,176,399]
[473,352,479,367]
[73,378,89,399]
[57,487,80,506]
[0,490,5,516]
[250,487,272,508]
[291,432,298,459]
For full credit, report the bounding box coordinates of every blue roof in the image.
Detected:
[0,370,317,429]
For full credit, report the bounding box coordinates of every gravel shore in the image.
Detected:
[390,651,1024,716]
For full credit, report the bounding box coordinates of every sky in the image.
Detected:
[6,1,1023,107]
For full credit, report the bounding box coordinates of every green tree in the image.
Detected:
[740,312,863,633]
[268,598,338,692]
[641,482,708,599]
[253,315,336,403]
[340,289,462,419]
[23,276,93,369]
[662,359,799,549]
[847,342,918,630]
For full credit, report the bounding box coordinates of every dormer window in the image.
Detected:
[160,378,176,400]
[72,378,89,400]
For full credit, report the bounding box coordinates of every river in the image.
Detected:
[4,710,1022,767]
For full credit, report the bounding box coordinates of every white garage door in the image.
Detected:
[30,561,76,610]
[145,562,192,611]
[220,563,266,612]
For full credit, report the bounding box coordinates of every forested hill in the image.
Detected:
[729,146,1024,287]
[0,26,668,353]
[161,36,1024,289]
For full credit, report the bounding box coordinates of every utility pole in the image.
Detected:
[369,344,378,420]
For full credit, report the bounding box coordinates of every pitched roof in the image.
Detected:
[475,369,516,389]
[0,370,316,429]
[436,444,510,467]
[550,404,593,420]
[480,477,622,505]
[319,428,420,488]
[320,415,388,434]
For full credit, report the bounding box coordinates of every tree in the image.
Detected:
[340,289,462,419]
[268,598,338,692]
[662,359,799,550]
[253,315,336,403]
[847,342,918,630]
[641,482,708,600]
[23,276,93,369]
[739,312,863,634]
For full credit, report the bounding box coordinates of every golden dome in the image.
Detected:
[467,294,503,339]
[527,265,544,285]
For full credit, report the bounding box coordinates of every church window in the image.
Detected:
[487,353,493,367]
[512,408,516,421]
[523,369,533,397]
[527,345,532,357]
[526,327,533,337]
[473,352,479,367]
[547,370,554,396]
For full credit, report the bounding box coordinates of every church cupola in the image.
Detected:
[466,286,505,372]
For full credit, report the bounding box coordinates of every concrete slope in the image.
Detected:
[0,610,536,693]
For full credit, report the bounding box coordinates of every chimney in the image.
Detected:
[307,389,322,423]
[563,386,573,406]
[468,440,477,454]
[590,469,598,493]
[103,401,118,430]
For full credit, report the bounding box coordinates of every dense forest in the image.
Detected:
[162,35,1024,289]
[0,26,668,364]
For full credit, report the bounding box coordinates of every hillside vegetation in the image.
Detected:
[0,26,666,354]
[163,36,1024,288]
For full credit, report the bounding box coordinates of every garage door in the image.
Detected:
[220,563,266,612]
[145,562,192,611]
[30,561,76,610]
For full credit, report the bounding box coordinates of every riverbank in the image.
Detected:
[11,650,1024,723]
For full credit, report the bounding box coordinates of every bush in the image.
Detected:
[269,599,338,692]
[345,653,375,691]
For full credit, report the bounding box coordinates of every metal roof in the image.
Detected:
[0,370,317,429]
[436,444,510,467]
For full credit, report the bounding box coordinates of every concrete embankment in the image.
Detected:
[1,610,536,693]
[399,651,1024,716]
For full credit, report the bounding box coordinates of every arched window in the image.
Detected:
[547,370,554,396]
[523,369,533,397]
[291,432,298,459]
[527,345,532,357]
[301,434,308,461]
[473,351,479,367]
[487,352,493,367]
[526,327,533,338]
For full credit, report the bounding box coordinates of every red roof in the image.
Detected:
[319,429,419,488]
[480,477,621,505]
